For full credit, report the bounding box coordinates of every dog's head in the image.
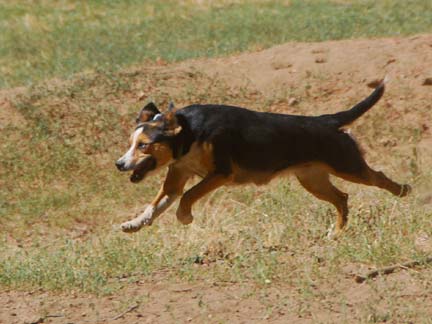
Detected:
[115,102,182,183]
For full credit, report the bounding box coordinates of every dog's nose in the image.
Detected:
[115,160,126,171]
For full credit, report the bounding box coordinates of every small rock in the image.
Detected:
[311,48,326,54]
[137,91,146,101]
[25,317,43,324]
[315,57,326,64]
[422,78,432,86]
[155,57,167,66]
[271,61,292,70]
[288,97,298,106]
[384,58,396,66]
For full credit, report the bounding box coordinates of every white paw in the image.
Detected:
[120,217,152,233]
[326,224,336,240]
[120,221,141,233]
[326,224,345,240]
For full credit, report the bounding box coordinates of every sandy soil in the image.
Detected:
[2,270,432,324]
[1,34,432,323]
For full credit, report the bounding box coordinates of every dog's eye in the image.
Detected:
[137,143,148,150]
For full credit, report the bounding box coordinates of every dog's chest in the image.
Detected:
[173,142,214,177]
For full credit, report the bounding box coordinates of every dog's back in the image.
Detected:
[176,104,363,178]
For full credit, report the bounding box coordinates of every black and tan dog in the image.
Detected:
[116,80,410,235]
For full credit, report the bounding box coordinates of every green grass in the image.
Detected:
[1,0,432,88]
[0,65,430,296]
[1,179,431,295]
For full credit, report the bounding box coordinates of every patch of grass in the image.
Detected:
[1,178,430,295]
[1,0,432,87]
[1,63,430,297]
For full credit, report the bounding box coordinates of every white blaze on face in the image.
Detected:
[117,127,143,170]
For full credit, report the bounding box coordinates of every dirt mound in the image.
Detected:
[189,34,432,95]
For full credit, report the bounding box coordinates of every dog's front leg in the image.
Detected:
[121,166,190,233]
[176,173,230,225]
[121,188,178,233]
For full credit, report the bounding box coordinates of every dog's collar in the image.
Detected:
[135,123,147,131]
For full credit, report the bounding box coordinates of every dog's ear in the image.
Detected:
[163,102,182,136]
[136,102,160,124]
[168,101,175,113]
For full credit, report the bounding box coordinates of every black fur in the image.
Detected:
[136,102,161,123]
[172,84,384,176]
[320,82,385,128]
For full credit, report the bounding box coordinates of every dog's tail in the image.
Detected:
[323,77,387,128]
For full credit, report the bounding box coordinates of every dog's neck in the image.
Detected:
[170,116,194,160]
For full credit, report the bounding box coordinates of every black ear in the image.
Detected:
[163,102,182,136]
[136,102,160,124]
[168,101,175,112]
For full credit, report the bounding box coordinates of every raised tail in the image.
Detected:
[322,78,386,128]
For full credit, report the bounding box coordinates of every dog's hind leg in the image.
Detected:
[328,132,411,197]
[121,166,190,233]
[334,165,411,198]
[295,167,349,235]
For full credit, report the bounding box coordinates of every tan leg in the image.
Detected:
[334,166,411,197]
[121,166,190,233]
[296,168,349,234]
[176,173,230,224]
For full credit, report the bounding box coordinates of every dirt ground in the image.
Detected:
[2,270,432,324]
[1,34,432,323]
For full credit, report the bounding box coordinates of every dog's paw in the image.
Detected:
[326,224,345,240]
[326,224,336,240]
[120,221,142,233]
[400,184,412,197]
[120,217,152,233]
[176,208,194,225]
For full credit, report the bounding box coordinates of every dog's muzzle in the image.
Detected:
[115,160,128,171]
[115,156,156,183]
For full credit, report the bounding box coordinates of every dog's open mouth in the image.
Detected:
[130,157,156,183]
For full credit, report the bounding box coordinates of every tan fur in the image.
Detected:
[295,165,348,231]
[177,173,231,224]
[332,167,411,197]
[132,132,174,169]
[150,166,191,208]
[173,142,215,177]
